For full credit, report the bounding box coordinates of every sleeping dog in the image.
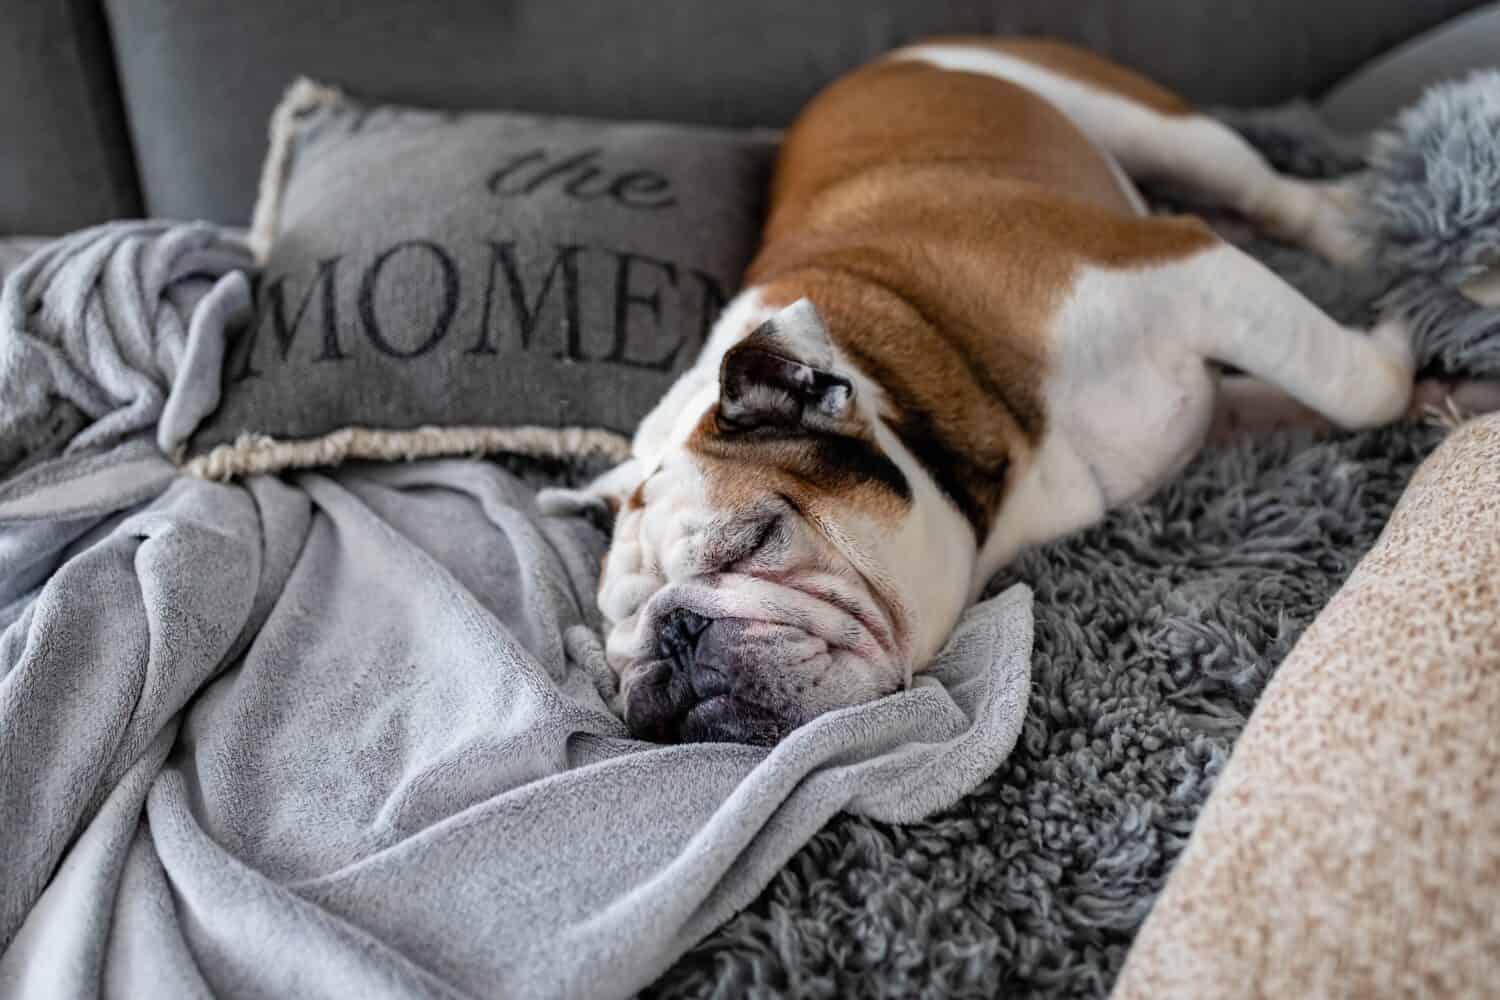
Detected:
[542,38,1460,745]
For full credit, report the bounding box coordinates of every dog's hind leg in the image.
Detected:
[1136,240,1414,429]
[895,39,1368,267]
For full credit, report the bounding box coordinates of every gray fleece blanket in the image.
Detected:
[0,226,1032,997]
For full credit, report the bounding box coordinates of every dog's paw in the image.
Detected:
[1331,316,1417,429]
[1296,177,1373,271]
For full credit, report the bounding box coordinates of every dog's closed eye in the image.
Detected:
[710,514,783,573]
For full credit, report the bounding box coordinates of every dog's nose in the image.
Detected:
[625,609,743,742]
[658,609,735,703]
[657,607,711,668]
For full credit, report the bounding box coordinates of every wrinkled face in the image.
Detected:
[593,299,975,745]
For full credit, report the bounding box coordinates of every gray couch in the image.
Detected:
[5,0,1494,234]
[7,5,1500,998]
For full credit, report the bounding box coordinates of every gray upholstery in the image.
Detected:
[3,2,1496,234]
[1321,3,1500,133]
[102,0,1488,226]
[0,1,140,234]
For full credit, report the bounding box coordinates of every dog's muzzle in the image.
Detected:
[623,608,785,745]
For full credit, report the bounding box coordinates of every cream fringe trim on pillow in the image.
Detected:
[183,425,631,481]
[248,77,346,262]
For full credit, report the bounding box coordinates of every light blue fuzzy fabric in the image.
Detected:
[1367,71,1500,376]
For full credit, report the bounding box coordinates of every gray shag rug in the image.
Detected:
[647,423,1445,999]
[624,74,1500,999]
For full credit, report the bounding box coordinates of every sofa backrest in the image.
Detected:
[1,2,141,234]
[5,0,1491,234]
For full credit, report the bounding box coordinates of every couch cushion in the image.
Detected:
[104,0,1490,226]
[0,1,141,234]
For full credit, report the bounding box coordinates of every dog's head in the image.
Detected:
[571,297,976,745]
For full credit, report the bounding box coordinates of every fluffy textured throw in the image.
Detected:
[647,423,1452,999]
[646,76,1500,997]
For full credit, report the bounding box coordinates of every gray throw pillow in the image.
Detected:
[186,79,775,474]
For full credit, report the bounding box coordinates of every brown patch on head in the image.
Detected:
[762,270,1033,539]
[687,303,914,524]
[686,407,911,526]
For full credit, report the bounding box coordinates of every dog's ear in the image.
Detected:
[717,299,856,433]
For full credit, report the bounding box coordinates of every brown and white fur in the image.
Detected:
[542,38,1490,745]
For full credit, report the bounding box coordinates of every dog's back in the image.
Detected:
[758,43,1155,251]
[742,42,1217,538]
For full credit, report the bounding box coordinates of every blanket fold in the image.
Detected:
[0,222,253,470]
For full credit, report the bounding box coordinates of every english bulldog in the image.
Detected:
[542,38,1487,745]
